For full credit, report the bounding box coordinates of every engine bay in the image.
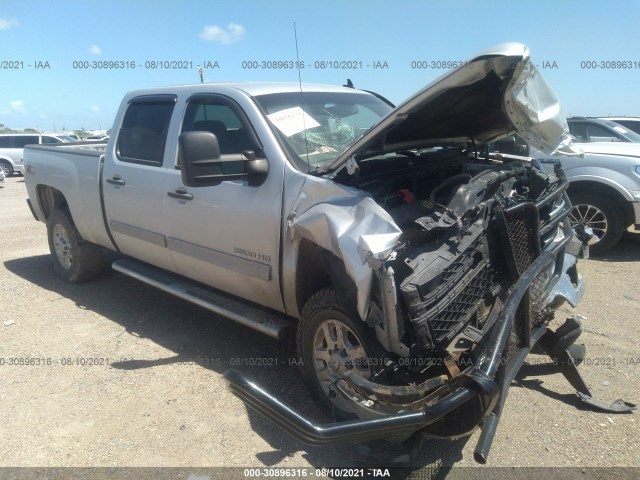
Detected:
[330,147,565,393]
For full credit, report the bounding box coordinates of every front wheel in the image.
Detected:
[0,161,13,177]
[297,287,378,419]
[47,209,103,282]
[568,193,623,256]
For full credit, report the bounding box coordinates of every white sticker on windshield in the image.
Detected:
[267,106,320,137]
[613,125,629,134]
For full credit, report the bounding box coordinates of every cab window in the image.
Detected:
[117,95,176,166]
[181,95,260,157]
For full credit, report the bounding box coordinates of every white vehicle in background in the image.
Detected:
[0,133,69,177]
[600,117,640,136]
[532,142,640,254]
[567,117,640,144]
[495,122,640,254]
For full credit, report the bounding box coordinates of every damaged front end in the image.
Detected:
[227,163,605,462]
[225,43,635,462]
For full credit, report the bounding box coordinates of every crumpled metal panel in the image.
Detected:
[505,58,582,156]
[288,175,401,319]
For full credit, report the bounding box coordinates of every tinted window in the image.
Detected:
[117,96,176,165]
[42,136,63,144]
[13,136,39,148]
[0,136,13,147]
[586,125,624,142]
[182,97,257,156]
[612,120,640,134]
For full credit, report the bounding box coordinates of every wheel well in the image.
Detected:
[36,185,68,221]
[568,181,634,227]
[295,239,359,319]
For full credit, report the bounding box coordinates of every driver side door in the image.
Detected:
[165,94,285,312]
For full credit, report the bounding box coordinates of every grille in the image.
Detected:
[423,265,498,343]
[529,268,552,325]
[504,207,539,275]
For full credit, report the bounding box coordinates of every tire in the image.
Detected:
[297,287,379,419]
[0,161,13,177]
[568,193,623,256]
[47,209,103,283]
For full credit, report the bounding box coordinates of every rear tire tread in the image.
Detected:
[47,209,103,283]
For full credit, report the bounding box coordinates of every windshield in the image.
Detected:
[255,91,392,169]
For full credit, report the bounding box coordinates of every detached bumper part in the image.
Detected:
[223,366,496,447]
[223,249,558,457]
[224,247,635,463]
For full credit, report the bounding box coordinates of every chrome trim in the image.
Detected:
[109,220,167,247]
[167,237,271,281]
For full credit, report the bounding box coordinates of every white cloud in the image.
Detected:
[90,106,100,113]
[199,22,245,44]
[10,100,25,113]
[0,17,19,30]
[89,45,102,55]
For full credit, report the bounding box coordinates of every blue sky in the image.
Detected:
[0,0,639,131]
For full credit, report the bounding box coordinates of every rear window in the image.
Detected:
[117,95,176,165]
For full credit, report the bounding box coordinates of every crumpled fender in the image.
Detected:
[287,175,401,319]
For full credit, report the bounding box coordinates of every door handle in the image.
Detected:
[167,188,193,201]
[106,176,126,186]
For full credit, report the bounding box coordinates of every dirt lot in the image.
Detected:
[1,176,638,475]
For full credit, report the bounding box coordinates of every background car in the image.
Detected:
[599,117,640,135]
[492,131,640,255]
[567,117,640,143]
[0,133,67,177]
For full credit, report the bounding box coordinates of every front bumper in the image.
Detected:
[224,224,584,462]
[633,201,640,229]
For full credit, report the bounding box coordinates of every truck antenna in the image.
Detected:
[294,22,310,172]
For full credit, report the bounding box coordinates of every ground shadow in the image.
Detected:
[5,253,470,476]
[591,231,640,263]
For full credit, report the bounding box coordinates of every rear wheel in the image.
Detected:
[568,193,622,256]
[47,209,103,282]
[297,287,378,419]
[0,161,13,177]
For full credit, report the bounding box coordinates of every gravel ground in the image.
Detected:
[0,176,638,476]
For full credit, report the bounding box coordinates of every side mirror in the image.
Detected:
[179,131,222,187]
[243,150,269,186]
[178,131,269,187]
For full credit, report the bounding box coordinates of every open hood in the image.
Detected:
[325,43,579,174]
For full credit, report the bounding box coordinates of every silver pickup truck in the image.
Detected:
[23,43,633,462]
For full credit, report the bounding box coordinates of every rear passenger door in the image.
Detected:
[102,95,178,272]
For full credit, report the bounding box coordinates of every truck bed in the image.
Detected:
[23,142,115,249]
